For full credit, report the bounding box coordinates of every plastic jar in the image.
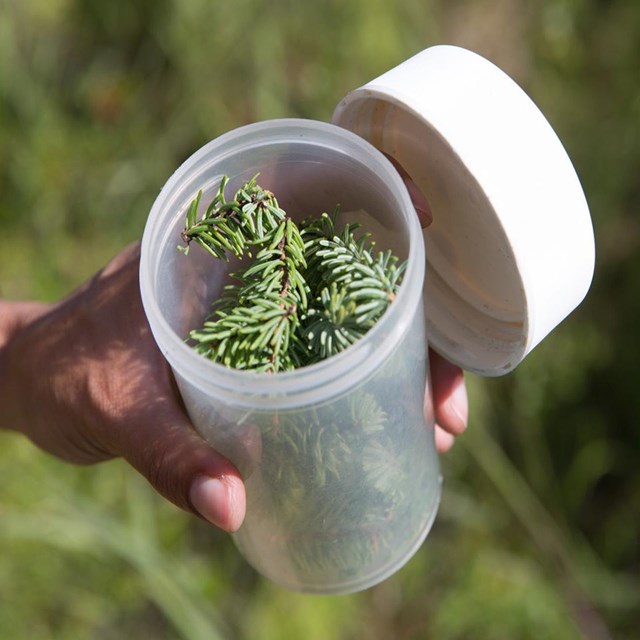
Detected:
[140,119,440,594]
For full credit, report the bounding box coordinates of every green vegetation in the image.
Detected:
[181,176,404,371]
[1,0,639,638]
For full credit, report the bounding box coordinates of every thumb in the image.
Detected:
[116,400,246,533]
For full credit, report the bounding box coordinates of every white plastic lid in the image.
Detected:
[332,45,595,376]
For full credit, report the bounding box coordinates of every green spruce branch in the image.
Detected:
[300,212,406,364]
[180,176,406,372]
[181,176,308,372]
[177,176,424,580]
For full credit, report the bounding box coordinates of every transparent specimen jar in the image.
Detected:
[140,119,440,594]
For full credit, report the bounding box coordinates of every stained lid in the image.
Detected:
[332,45,595,376]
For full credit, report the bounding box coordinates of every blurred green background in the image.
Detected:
[1,0,638,638]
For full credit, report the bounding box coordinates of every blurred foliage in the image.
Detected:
[1,0,639,638]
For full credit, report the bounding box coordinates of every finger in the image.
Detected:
[435,424,455,453]
[116,400,246,533]
[429,349,468,436]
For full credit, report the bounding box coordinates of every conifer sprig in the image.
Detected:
[300,211,406,363]
[180,175,289,260]
[177,177,420,579]
[179,176,406,371]
[180,177,308,372]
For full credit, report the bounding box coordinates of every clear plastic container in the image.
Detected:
[140,118,440,594]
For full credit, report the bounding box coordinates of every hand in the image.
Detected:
[0,242,468,534]
[0,243,245,533]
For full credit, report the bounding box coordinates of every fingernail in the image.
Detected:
[447,381,469,433]
[190,474,245,533]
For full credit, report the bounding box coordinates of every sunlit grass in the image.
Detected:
[2,0,639,638]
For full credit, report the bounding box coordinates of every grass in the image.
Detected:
[1,1,639,638]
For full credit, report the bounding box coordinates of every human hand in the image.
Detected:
[0,243,245,533]
[0,241,467,534]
